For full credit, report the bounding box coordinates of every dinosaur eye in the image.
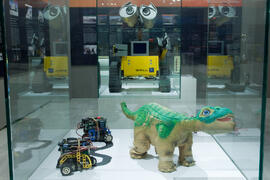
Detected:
[202,109,211,116]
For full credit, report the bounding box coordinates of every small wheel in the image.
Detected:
[90,157,97,166]
[104,134,113,142]
[60,164,73,176]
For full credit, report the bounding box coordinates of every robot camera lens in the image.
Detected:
[209,8,213,15]
[142,7,151,16]
[126,6,134,15]
[222,7,230,15]
[49,7,58,16]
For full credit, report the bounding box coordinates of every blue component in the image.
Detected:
[88,129,96,141]
[63,144,68,149]
[149,68,154,72]
[48,68,54,73]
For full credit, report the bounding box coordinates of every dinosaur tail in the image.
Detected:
[120,102,137,121]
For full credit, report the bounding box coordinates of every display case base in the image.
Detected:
[30,129,245,180]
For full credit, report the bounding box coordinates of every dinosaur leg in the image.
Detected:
[156,143,176,172]
[130,128,150,159]
[178,132,195,167]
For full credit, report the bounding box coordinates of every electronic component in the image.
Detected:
[131,41,149,56]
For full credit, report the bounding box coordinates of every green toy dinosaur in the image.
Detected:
[121,102,235,173]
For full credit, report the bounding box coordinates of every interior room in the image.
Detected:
[0,0,269,180]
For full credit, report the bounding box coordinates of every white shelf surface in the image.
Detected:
[30,129,246,180]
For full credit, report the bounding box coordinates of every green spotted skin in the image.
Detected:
[121,102,233,139]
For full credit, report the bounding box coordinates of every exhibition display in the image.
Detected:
[77,116,113,143]
[56,138,97,176]
[1,0,269,180]
[109,2,171,93]
[121,102,235,172]
[55,116,113,176]
[97,0,181,96]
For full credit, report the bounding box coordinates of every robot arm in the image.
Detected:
[157,33,170,60]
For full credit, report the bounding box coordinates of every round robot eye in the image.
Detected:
[203,109,210,116]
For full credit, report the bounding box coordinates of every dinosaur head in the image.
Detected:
[196,106,235,134]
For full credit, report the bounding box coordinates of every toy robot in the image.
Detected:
[56,138,97,176]
[78,116,113,143]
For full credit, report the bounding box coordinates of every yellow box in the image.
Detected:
[44,56,68,77]
[121,56,159,77]
[207,55,234,78]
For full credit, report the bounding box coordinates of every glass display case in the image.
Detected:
[1,0,269,180]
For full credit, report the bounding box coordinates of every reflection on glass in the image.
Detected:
[4,0,71,179]
[207,1,267,180]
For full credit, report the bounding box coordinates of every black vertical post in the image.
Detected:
[259,0,270,179]
[0,0,14,179]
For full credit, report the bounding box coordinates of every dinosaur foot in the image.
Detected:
[129,148,147,159]
[179,156,195,167]
[158,161,176,173]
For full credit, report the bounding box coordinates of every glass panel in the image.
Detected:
[206,0,267,179]
[4,0,71,179]
[263,7,270,178]
[263,99,270,180]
